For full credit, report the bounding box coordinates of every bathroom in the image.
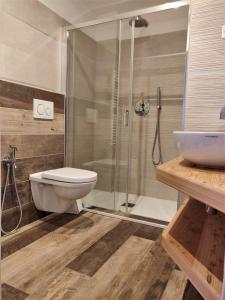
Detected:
[1,0,225,299]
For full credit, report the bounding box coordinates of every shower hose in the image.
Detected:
[152,101,163,166]
[1,162,23,235]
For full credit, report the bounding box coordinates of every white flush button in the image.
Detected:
[33,99,54,119]
[37,104,45,115]
[45,107,51,116]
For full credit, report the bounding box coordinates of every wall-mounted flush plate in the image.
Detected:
[33,99,54,120]
[222,25,225,39]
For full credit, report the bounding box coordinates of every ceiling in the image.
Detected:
[80,6,189,41]
[39,0,180,26]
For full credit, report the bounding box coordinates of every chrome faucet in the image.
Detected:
[220,106,225,119]
[2,144,18,167]
[10,144,17,162]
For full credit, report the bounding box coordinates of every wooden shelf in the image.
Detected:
[157,158,225,299]
[162,198,225,300]
[156,157,225,214]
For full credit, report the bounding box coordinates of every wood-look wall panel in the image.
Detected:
[1,134,64,159]
[0,107,64,135]
[1,180,32,211]
[184,0,225,131]
[0,80,64,113]
[1,154,64,187]
[0,79,65,230]
[1,202,49,234]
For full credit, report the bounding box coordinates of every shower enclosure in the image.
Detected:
[66,1,189,225]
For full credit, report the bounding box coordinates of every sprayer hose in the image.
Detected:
[1,163,23,235]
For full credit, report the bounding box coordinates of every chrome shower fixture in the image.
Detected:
[10,144,17,160]
[2,144,18,165]
[134,93,150,116]
[129,16,148,28]
[220,106,225,119]
[152,87,163,166]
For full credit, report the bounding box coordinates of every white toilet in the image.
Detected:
[29,167,97,214]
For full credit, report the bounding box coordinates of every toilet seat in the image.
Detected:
[42,167,97,184]
[30,172,96,188]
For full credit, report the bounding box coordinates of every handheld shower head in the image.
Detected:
[157,87,162,110]
[10,144,18,167]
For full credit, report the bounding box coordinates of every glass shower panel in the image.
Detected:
[66,21,120,210]
[66,4,189,223]
[113,18,134,213]
[128,7,189,221]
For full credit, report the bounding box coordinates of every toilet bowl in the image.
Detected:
[29,167,97,214]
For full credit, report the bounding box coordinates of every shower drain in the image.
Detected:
[121,203,136,208]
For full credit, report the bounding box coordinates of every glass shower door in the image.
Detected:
[122,7,188,222]
[66,20,123,211]
[66,5,188,222]
[114,18,135,213]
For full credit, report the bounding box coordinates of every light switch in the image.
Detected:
[33,99,54,119]
[222,25,225,39]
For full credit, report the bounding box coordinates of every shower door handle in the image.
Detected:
[124,110,129,127]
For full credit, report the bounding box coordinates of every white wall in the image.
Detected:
[0,0,69,93]
[80,6,188,42]
[184,0,225,131]
[39,0,171,26]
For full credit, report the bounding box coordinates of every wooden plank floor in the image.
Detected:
[2,212,201,300]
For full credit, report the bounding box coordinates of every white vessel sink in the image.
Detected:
[174,131,225,168]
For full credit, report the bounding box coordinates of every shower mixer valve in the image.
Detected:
[134,95,150,116]
[2,144,18,166]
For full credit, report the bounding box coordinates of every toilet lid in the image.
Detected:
[42,167,97,183]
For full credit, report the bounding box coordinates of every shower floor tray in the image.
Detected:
[83,190,177,222]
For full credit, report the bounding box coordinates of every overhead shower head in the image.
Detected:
[129,16,148,28]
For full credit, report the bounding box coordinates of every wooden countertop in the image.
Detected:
[156,157,225,214]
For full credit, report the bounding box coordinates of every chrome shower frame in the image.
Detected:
[65,1,190,31]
